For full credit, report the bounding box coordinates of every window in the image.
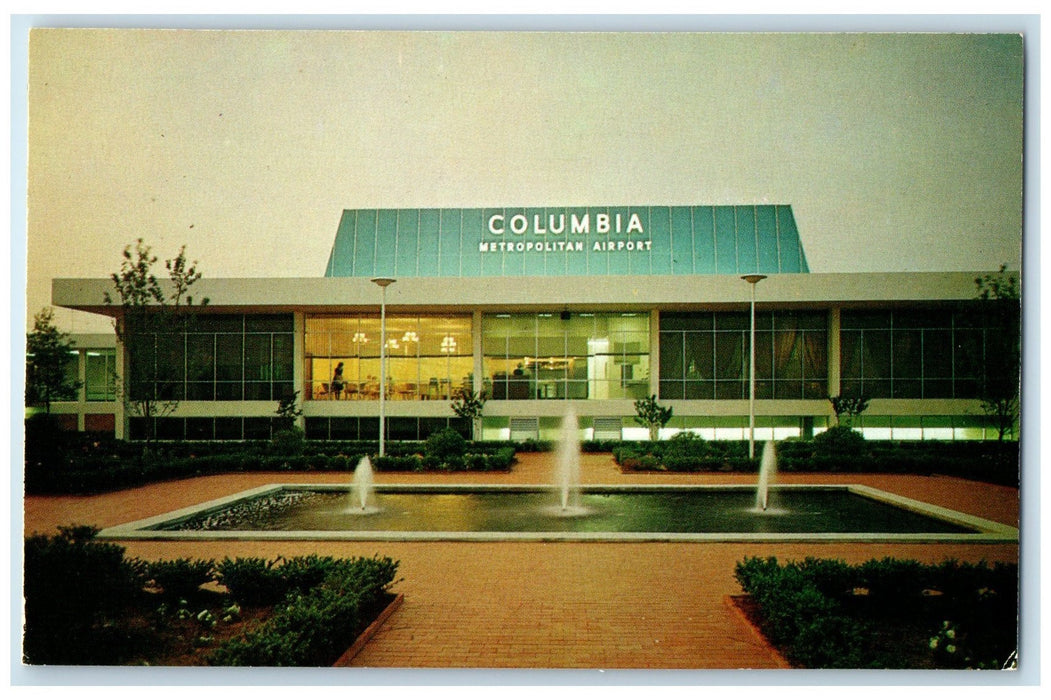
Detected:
[126,313,294,402]
[659,311,827,400]
[840,306,1002,399]
[482,312,650,400]
[84,349,117,401]
[305,314,473,401]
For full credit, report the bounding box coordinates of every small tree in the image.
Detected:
[828,395,869,428]
[634,394,672,441]
[974,264,1021,441]
[271,390,306,453]
[451,387,487,441]
[104,239,208,448]
[25,307,81,413]
[275,390,304,430]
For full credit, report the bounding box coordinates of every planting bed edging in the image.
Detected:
[332,593,404,667]
[724,595,792,669]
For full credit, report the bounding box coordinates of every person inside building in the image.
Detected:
[332,362,345,399]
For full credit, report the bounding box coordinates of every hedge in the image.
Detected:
[734,556,1018,669]
[26,438,518,495]
[614,435,1018,486]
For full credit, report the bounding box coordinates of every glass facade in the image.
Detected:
[839,307,1012,399]
[305,314,473,401]
[659,311,827,400]
[482,312,650,400]
[64,302,1012,442]
[127,314,294,402]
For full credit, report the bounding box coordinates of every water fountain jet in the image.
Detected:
[756,440,777,511]
[553,406,585,516]
[348,456,378,513]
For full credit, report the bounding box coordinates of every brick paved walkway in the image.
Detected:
[22,453,1019,670]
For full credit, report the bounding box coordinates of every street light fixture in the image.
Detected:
[741,274,767,460]
[371,277,396,456]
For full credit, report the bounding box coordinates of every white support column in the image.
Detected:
[472,309,483,396]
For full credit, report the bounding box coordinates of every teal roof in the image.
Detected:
[324,205,809,278]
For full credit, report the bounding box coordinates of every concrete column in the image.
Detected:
[828,307,841,398]
[649,308,660,398]
[472,309,483,395]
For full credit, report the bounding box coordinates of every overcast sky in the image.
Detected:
[23,28,1024,332]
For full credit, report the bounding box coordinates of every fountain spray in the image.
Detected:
[756,440,778,511]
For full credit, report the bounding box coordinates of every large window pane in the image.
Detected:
[892,329,922,379]
[216,335,244,381]
[659,333,683,378]
[861,331,892,379]
[244,335,271,381]
[272,335,293,380]
[715,333,745,380]
[684,333,712,379]
[923,330,953,379]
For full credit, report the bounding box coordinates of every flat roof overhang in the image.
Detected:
[53,271,988,317]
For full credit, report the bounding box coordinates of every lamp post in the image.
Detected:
[741,274,767,460]
[371,277,396,456]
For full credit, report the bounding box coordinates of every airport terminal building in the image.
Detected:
[51,205,1015,442]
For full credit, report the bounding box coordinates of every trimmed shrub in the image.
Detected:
[857,557,930,611]
[791,612,870,669]
[208,556,399,666]
[661,432,713,471]
[373,455,425,472]
[24,414,76,491]
[215,557,289,607]
[275,554,348,593]
[215,554,400,609]
[147,557,216,602]
[23,525,148,664]
[813,426,868,457]
[735,555,1018,669]
[269,427,306,455]
[424,427,467,462]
